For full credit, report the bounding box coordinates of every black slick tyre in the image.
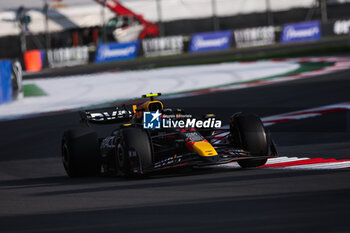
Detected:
[230,113,268,168]
[61,128,100,177]
[115,127,153,177]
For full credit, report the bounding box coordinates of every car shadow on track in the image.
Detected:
[12,168,349,197]
[2,187,350,233]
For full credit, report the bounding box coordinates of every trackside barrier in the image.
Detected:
[233,26,276,48]
[0,60,12,105]
[94,41,139,63]
[280,21,321,43]
[333,19,350,36]
[142,36,184,57]
[47,46,89,68]
[23,50,43,72]
[189,30,232,53]
[33,20,349,67]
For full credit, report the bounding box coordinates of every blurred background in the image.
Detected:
[0,0,349,58]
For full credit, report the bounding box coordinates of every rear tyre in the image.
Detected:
[61,128,100,177]
[230,113,268,168]
[115,127,153,177]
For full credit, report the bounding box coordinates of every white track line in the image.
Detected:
[209,157,350,170]
[265,156,310,165]
[262,102,350,126]
[277,161,350,170]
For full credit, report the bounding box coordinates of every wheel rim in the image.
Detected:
[116,143,125,170]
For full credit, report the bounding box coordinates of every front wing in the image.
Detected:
[141,147,277,173]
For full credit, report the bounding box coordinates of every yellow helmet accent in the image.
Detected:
[142,93,161,98]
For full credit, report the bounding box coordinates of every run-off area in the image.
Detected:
[1,60,300,118]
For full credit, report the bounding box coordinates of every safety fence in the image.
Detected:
[92,19,349,63]
[22,19,349,68]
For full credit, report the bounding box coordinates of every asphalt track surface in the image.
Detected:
[1,68,350,232]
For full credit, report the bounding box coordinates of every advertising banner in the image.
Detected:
[0,60,12,105]
[95,41,139,63]
[281,21,321,43]
[142,36,184,57]
[234,26,275,48]
[333,19,350,35]
[189,31,232,53]
[47,46,89,68]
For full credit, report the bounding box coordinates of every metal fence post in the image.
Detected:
[44,1,50,50]
[101,0,107,43]
[266,0,274,26]
[211,0,220,31]
[156,0,164,36]
[320,0,328,23]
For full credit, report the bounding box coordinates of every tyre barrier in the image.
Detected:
[23,50,43,72]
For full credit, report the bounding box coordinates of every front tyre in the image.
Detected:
[115,127,153,177]
[61,128,100,177]
[230,113,268,168]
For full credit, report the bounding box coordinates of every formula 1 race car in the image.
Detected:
[61,93,278,177]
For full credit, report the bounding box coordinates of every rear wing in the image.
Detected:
[80,106,133,125]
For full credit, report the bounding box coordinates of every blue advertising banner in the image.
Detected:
[189,31,232,53]
[95,41,139,63]
[0,60,12,104]
[281,21,321,43]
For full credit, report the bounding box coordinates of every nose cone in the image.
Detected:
[191,141,218,157]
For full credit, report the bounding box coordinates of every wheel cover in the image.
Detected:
[116,143,126,170]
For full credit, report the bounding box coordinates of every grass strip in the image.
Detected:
[23,84,47,97]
